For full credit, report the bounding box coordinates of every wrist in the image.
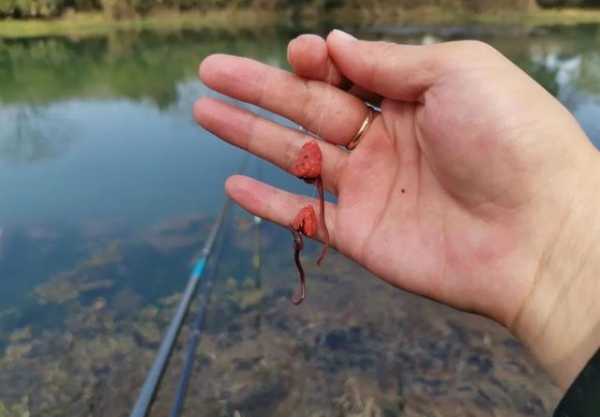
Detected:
[513,145,600,390]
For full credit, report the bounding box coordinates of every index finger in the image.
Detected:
[199,54,369,146]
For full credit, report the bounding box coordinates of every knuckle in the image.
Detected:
[244,112,260,153]
[284,133,305,171]
[253,66,270,108]
[459,40,500,57]
[371,41,397,77]
[299,79,321,129]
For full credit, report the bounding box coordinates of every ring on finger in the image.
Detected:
[346,106,376,151]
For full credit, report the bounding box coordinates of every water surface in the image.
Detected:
[0,24,599,417]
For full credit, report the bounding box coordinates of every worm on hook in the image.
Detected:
[291,140,330,265]
[289,205,317,305]
[289,227,305,305]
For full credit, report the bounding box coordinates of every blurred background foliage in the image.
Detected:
[0,0,599,19]
[0,30,287,104]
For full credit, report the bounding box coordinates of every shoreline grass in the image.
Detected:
[327,5,600,27]
[1,7,600,39]
[0,9,282,39]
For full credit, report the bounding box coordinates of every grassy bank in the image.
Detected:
[326,4,600,27]
[1,6,600,39]
[0,9,282,38]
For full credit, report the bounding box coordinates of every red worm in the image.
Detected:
[289,205,317,305]
[289,228,305,305]
[291,140,330,264]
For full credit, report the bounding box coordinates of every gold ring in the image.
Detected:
[346,107,375,150]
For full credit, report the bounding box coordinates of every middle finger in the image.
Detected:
[199,54,369,146]
[194,96,347,195]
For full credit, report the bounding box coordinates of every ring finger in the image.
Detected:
[199,53,370,147]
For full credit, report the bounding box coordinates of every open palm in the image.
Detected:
[194,32,595,328]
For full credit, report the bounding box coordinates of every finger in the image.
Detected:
[199,53,369,146]
[194,97,347,194]
[326,29,466,102]
[287,34,347,87]
[288,34,381,105]
[226,174,336,246]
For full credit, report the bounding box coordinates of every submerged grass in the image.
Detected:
[1,6,600,39]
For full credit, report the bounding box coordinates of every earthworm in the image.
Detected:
[289,227,306,305]
[291,140,330,265]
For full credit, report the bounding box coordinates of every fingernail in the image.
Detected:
[331,29,357,42]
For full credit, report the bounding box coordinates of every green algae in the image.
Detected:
[132,321,162,345]
[0,397,30,417]
[8,326,31,343]
[33,242,121,305]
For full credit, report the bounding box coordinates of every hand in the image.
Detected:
[195,30,600,389]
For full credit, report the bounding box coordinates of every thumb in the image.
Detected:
[326,30,472,102]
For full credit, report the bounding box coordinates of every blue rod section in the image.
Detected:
[168,283,212,417]
[128,202,230,417]
[191,258,206,280]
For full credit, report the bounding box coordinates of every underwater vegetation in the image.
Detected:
[0,397,29,417]
[0,210,561,416]
[34,241,121,305]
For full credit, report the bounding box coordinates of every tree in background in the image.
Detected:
[1,0,599,19]
[0,0,66,17]
[538,0,600,6]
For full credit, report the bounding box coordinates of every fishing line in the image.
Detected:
[253,156,263,290]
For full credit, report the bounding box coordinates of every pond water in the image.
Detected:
[0,23,599,417]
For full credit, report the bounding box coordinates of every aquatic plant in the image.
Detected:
[220,276,265,312]
[0,397,29,417]
[132,321,162,345]
[143,213,208,253]
[33,242,121,305]
[35,278,113,305]
[8,327,31,343]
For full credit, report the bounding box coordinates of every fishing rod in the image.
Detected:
[169,159,263,417]
[167,287,212,417]
[129,202,230,417]
[129,156,247,417]
[168,212,229,417]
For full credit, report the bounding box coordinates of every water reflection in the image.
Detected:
[0,31,288,107]
[0,106,75,163]
[0,24,599,417]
